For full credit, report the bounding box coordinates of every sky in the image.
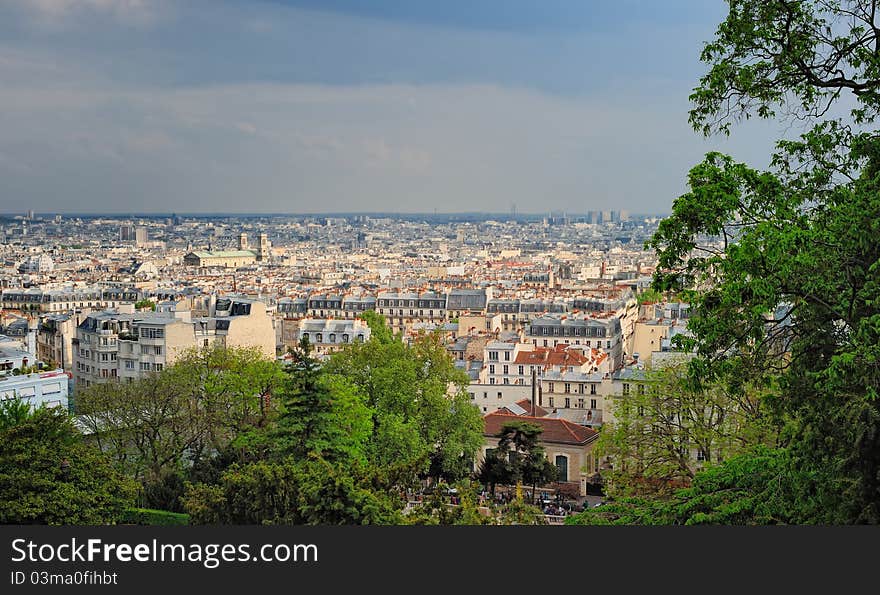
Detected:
[0,0,792,215]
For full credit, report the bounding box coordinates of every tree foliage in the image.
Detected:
[599,365,777,495]
[642,0,880,523]
[690,0,880,135]
[0,408,136,524]
[479,421,557,499]
[322,320,484,487]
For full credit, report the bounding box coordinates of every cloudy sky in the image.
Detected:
[0,0,790,215]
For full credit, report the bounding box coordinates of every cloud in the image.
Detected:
[7,0,167,28]
[0,69,780,215]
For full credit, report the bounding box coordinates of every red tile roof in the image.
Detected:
[513,346,588,367]
[514,398,549,418]
[483,412,598,445]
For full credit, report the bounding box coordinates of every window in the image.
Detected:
[154,363,163,372]
[497,392,502,399]
[548,382,554,393]
[488,351,498,361]
[329,333,336,343]
[154,346,162,356]
[203,339,209,347]
[504,351,510,361]
[469,392,475,400]
[638,384,646,395]
[315,333,323,343]
[124,360,134,370]
[564,383,571,393]
[140,362,151,371]
[483,392,488,399]
[555,455,568,482]
[591,384,597,395]
[637,405,645,416]
[591,398,597,409]
[623,383,630,395]
[518,366,524,375]
[564,397,570,408]
[489,378,495,385]
[578,398,584,409]
[101,353,109,362]
[502,365,508,375]
[503,378,509,384]
[489,365,495,374]
[548,397,554,407]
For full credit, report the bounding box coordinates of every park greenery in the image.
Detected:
[570,0,880,525]
[1,313,500,525]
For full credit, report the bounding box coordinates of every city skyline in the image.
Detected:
[0,0,790,215]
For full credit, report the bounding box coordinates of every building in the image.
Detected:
[183,250,257,268]
[183,232,270,267]
[72,297,275,390]
[377,290,446,333]
[18,254,55,274]
[297,318,371,356]
[479,409,600,496]
[134,226,148,246]
[527,315,624,371]
[0,369,70,411]
[37,312,90,371]
[1,286,141,314]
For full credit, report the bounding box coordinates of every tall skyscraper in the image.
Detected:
[135,227,148,246]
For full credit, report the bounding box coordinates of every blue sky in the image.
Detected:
[0,0,785,214]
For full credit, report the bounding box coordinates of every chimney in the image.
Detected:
[531,368,537,416]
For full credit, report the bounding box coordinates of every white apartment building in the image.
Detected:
[297,318,371,357]
[72,297,275,390]
[0,369,70,411]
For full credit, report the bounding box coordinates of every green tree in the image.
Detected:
[481,421,557,501]
[172,345,286,439]
[76,370,211,486]
[275,338,372,463]
[0,408,136,524]
[183,457,401,525]
[0,397,33,431]
[644,0,880,523]
[567,447,795,526]
[323,322,484,488]
[598,365,776,496]
[134,299,156,311]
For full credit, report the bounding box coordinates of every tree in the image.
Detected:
[322,322,484,489]
[183,457,402,525]
[134,299,156,311]
[567,447,796,526]
[76,369,212,489]
[0,408,136,524]
[481,421,557,501]
[689,0,880,136]
[598,365,776,496]
[645,0,880,523]
[0,397,33,431]
[75,346,285,510]
[183,460,303,525]
[172,345,286,440]
[275,338,372,464]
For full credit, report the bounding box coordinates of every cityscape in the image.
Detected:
[1,0,879,538]
[1,209,684,521]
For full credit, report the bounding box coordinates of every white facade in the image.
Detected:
[0,369,70,411]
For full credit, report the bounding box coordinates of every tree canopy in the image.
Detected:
[0,407,136,524]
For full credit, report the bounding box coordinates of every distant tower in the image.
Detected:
[257,233,270,261]
[135,226,148,246]
[239,233,249,251]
